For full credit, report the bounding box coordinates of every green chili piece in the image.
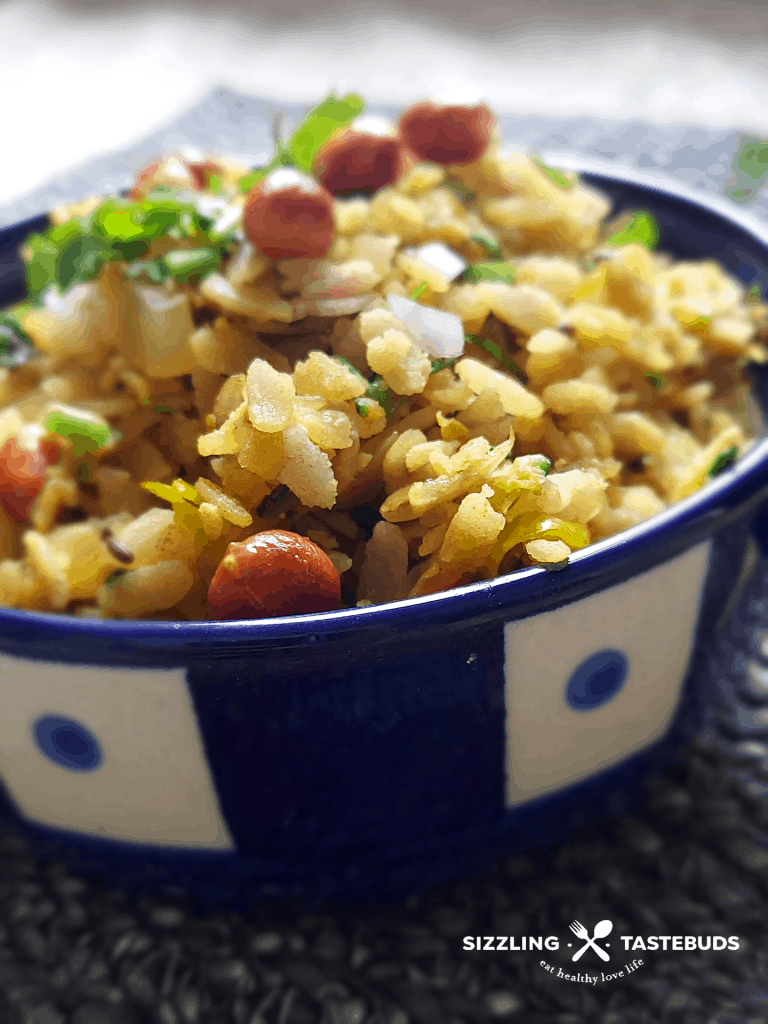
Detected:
[533,158,573,190]
[707,445,738,478]
[44,410,113,457]
[605,211,659,251]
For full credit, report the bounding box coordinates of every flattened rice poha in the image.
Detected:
[0,94,764,620]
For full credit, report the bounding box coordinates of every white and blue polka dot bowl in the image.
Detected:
[1,168,768,907]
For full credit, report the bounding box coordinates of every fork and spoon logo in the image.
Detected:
[569,919,613,961]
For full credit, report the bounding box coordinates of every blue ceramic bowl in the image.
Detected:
[1,166,768,908]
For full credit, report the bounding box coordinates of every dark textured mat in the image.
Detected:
[2,89,768,1024]
[1,739,767,1024]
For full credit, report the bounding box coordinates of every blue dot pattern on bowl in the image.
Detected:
[565,650,629,712]
[32,715,104,773]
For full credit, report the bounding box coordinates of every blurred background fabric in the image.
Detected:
[1,0,768,217]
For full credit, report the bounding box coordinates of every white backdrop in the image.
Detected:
[1,0,767,211]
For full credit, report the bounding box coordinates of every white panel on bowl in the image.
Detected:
[504,540,712,806]
[0,655,234,848]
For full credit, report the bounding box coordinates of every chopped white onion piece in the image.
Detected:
[264,167,317,193]
[388,295,466,359]
[295,295,374,318]
[164,156,192,184]
[350,115,395,137]
[211,206,242,238]
[195,195,230,219]
[413,242,468,282]
[177,144,206,164]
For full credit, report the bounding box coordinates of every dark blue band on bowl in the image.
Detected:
[0,213,50,306]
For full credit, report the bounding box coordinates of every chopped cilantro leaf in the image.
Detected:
[365,375,406,421]
[0,310,35,369]
[605,211,659,251]
[238,167,269,194]
[469,232,502,258]
[707,445,738,478]
[534,456,552,476]
[21,192,229,301]
[465,334,524,379]
[410,281,429,301]
[44,410,114,457]
[124,258,167,285]
[23,222,114,301]
[533,158,572,190]
[238,92,365,192]
[462,261,516,284]
[288,93,365,172]
[748,283,762,300]
[365,374,393,415]
[162,247,222,284]
[334,356,366,380]
[93,199,179,251]
[445,179,476,203]
[23,234,59,299]
[56,232,114,292]
[430,356,458,374]
[735,138,768,181]
[355,399,369,417]
[644,371,664,389]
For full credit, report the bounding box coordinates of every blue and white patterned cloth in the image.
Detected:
[2,86,767,228]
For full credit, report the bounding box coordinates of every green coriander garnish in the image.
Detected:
[462,261,516,285]
[465,334,524,379]
[238,92,365,193]
[409,281,429,301]
[430,357,459,374]
[364,375,406,421]
[74,456,96,484]
[748,283,762,300]
[469,232,502,259]
[365,375,393,417]
[288,93,365,171]
[22,193,235,302]
[0,309,36,369]
[644,371,664,389]
[533,158,572,190]
[162,247,222,284]
[445,179,476,203]
[124,258,167,285]
[334,356,366,380]
[44,410,117,457]
[533,456,552,476]
[707,445,738,478]
[605,211,659,251]
[355,399,369,418]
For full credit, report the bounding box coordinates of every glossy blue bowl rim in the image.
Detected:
[1,163,768,650]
